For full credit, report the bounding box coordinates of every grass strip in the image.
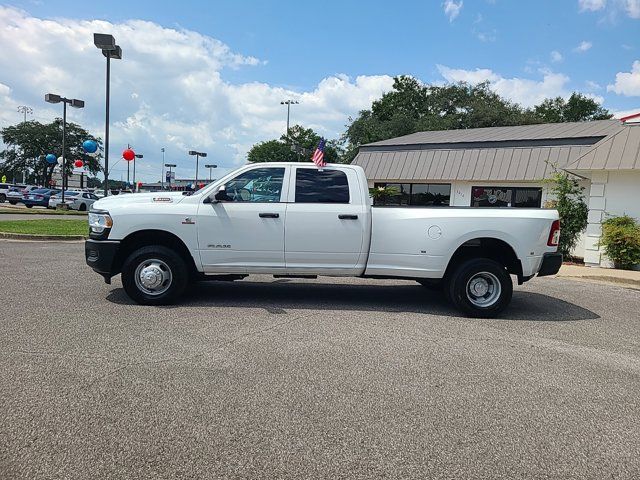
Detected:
[0,219,88,236]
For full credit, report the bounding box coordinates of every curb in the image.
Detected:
[558,274,640,289]
[0,232,86,241]
[0,210,87,216]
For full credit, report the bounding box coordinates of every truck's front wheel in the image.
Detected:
[446,258,512,318]
[121,245,188,305]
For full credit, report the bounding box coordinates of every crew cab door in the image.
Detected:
[284,166,367,275]
[197,166,289,273]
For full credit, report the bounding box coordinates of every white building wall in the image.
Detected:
[584,170,640,268]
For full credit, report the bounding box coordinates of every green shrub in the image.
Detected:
[599,215,640,270]
[545,170,588,258]
[369,185,400,205]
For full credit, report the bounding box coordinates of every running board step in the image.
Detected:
[273,275,318,279]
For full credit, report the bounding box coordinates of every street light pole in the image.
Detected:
[165,163,176,189]
[17,105,32,123]
[204,164,217,181]
[161,147,165,190]
[280,100,299,137]
[45,94,84,205]
[188,150,207,187]
[94,33,122,197]
[133,153,143,190]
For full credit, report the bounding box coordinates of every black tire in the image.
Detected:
[26,204,33,208]
[0,194,5,203]
[9,201,17,205]
[446,258,512,318]
[121,245,189,305]
[79,203,87,211]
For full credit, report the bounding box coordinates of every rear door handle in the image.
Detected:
[259,212,280,218]
[338,214,358,220]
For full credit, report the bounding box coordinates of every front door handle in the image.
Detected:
[338,214,358,220]
[259,212,279,218]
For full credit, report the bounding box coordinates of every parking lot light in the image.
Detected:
[45,93,84,205]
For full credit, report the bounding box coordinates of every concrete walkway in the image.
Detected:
[558,264,640,289]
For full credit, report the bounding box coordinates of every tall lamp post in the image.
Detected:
[160,147,165,190]
[204,164,218,181]
[188,150,207,186]
[280,99,298,137]
[93,33,122,196]
[17,105,33,123]
[45,94,84,205]
[165,163,176,189]
[133,153,143,191]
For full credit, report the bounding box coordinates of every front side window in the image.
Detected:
[295,169,350,203]
[222,167,284,203]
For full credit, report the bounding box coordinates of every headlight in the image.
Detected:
[88,211,113,234]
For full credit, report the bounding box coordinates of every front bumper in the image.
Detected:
[537,252,563,277]
[85,239,121,283]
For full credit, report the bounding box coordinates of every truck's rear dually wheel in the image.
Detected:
[446,258,512,318]
[122,245,188,305]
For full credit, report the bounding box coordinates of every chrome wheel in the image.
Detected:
[134,258,173,296]
[466,271,501,307]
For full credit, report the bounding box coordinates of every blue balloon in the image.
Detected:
[82,140,98,154]
[45,153,57,164]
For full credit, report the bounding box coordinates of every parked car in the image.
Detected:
[85,162,562,317]
[6,185,38,205]
[49,191,99,211]
[0,183,17,203]
[21,188,60,208]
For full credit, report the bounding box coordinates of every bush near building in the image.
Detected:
[599,215,640,270]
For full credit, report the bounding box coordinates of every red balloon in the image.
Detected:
[74,160,84,168]
[122,148,135,161]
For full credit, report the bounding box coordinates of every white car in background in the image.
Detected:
[49,191,100,211]
[6,185,39,204]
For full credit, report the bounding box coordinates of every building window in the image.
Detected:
[373,183,451,206]
[471,186,542,208]
[295,168,350,203]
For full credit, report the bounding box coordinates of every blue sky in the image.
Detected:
[0,0,639,181]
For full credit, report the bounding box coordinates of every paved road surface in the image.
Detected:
[0,240,638,479]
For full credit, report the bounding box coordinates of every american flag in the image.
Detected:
[311,138,327,167]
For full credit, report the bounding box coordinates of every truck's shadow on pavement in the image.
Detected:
[106,280,599,322]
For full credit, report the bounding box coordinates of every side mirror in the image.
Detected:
[207,185,226,204]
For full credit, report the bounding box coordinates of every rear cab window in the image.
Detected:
[294,168,350,203]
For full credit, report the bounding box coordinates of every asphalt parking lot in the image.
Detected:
[1,240,639,479]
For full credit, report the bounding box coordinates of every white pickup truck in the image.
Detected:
[85,162,562,317]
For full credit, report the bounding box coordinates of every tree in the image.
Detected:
[341,76,613,163]
[534,93,612,123]
[247,125,341,164]
[545,170,588,259]
[0,119,102,186]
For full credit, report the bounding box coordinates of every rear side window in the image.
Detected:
[295,169,350,203]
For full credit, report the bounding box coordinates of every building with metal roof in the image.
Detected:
[352,119,640,268]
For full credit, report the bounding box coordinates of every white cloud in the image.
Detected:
[607,60,640,96]
[550,50,563,63]
[443,0,463,22]
[574,41,593,52]
[625,0,640,18]
[437,65,571,107]
[579,0,606,11]
[613,107,640,119]
[585,80,602,90]
[578,0,640,18]
[0,7,394,181]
